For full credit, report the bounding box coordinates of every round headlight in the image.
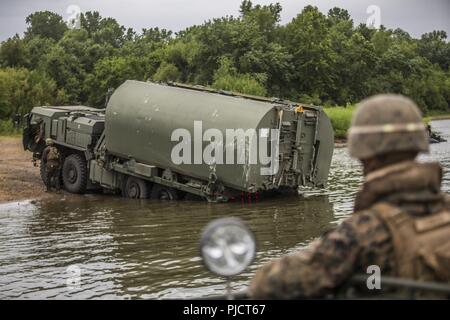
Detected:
[200,217,256,277]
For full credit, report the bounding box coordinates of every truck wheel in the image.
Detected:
[62,154,88,194]
[151,185,179,200]
[122,176,151,199]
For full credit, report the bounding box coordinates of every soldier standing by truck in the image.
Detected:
[42,138,61,192]
[249,94,450,299]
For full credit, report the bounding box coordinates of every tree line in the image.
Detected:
[0,0,449,121]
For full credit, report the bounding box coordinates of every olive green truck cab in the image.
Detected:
[23,80,334,202]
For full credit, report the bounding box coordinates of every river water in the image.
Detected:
[0,120,449,299]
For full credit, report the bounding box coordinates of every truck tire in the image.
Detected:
[62,154,88,194]
[151,185,180,201]
[122,176,151,199]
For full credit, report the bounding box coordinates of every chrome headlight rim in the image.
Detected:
[200,217,256,277]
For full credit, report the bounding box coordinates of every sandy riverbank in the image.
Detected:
[0,136,62,203]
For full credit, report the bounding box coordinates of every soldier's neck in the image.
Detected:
[361,151,418,176]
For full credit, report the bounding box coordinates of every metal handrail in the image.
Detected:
[198,275,450,300]
[348,274,450,294]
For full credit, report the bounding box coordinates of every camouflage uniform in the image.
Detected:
[249,94,450,299]
[250,161,449,299]
[42,144,61,191]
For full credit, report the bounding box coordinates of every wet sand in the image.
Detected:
[0,136,60,203]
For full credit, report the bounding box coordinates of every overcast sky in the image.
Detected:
[0,0,449,41]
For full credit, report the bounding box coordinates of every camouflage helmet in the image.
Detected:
[45,138,54,146]
[348,94,429,159]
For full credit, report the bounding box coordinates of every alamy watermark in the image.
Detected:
[170,121,280,175]
[366,5,381,29]
[366,265,381,290]
[66,4,81,29]
[66,265,81,290]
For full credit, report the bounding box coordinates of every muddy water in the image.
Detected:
[0,120,449,299]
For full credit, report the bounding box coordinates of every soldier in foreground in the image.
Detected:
[250,94,450,299]
[42,138,61,192]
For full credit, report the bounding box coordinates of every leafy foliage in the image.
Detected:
[25,11,68,41]
[0,68,65,118]
[212,57,267,96]
[0,119,21,136]
[324,106,355,139]
[0,1,448,126]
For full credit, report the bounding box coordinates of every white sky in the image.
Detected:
[0,0,449,41]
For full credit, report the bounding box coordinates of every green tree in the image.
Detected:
[0,68,29,118]
[212,56,267,96]
[92,17,127,48]
[283,6,335,102]
[327,7,351,25]
[59,28,115,73]
[23,36,56,69]
[1,1,449,123]
[153,62,181,82]
[80,11,103,36]
[0,35,28,67]
[0,68,64,118]
[85,56,148,106]
[26,70,67,111]
[25,11,68,41]
[41,45,86,103]
[418,31,450,70]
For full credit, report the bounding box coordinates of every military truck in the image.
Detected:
[22,80,334,202]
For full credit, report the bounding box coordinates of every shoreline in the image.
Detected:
[1,135,349,204]
[330,115,449,147]
[429,115,450,121]
[334,138,347,148]
[0,136,61,204]
[1,118,447,204]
